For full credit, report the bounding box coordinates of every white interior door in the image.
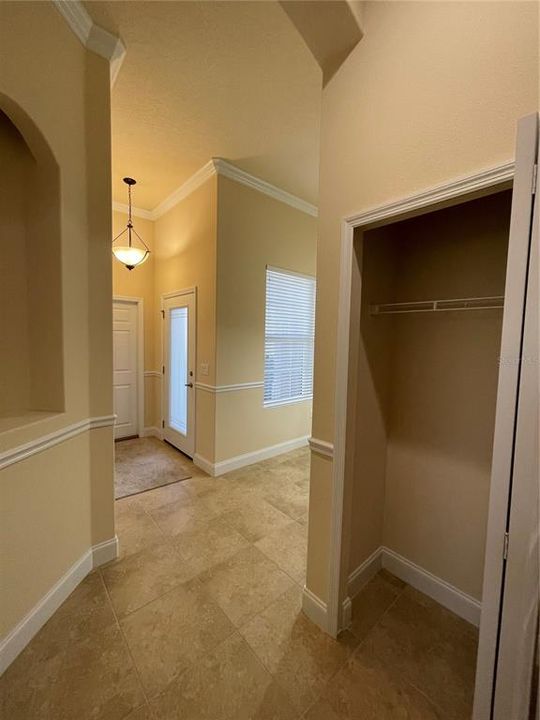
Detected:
[113,300,139,440]
[162,291,196,457]
[474,113,539,720]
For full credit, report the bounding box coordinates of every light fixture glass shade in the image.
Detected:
[112,245,149,270]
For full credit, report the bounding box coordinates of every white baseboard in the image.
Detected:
[0,535,118,675]
[302,586,328,632]
[382,548,481,626]
[194,436,309,477]
[347,546,481,627]
[91,536,119,568]
[348,546,383,599]
[140,426,162,439]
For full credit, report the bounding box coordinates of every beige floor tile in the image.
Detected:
[240,585,356,713]
[262,481,309,521]
[220,497,293,542]
[101,539,199,617]
[349,570,405,641]
[121,579,235,697]
[199,546,295,627]
[1,623,144,720]
[149,632,297,720]
[124,704,155,719]
[359,586,478,719]
[255,521,307,583]
[115,507,165,560]
[175,516,251,574]
[310,642,443,720]
[134,478,192,512]
[148,495,219,536]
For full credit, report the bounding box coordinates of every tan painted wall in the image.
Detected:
[154,177,218,461]
[307,0,539,602]
[0,2,113,640]
[214,176,317,463]
[112,210,158,427]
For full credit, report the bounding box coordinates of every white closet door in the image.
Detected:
[113,301,139,439]
[474,113,539,720]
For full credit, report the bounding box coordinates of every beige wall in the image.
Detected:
[214,176,317,462]
[307,0,539,602]
[0,2,113,641]
[112,210,158,427]
[154,177,218,461]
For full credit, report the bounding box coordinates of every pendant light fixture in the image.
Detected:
[112,177,150,270]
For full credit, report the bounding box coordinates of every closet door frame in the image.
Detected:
[324,118,537,700]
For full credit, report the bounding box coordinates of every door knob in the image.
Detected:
[185,382,193,388]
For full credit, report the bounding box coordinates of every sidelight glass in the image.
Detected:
[169,306,188,435]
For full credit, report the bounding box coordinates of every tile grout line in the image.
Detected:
[97,568,154,711]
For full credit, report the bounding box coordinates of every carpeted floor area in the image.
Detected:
[114,437,192,499]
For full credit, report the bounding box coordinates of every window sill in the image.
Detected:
[263,396,313,409]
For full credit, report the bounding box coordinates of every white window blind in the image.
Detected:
[264,266,316,407]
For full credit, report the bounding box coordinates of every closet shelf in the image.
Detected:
[370,295,505,316]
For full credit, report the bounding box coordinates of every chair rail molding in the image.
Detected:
[0,415,116,470]
[308,437,334,458]
[325,160,516,638]
[194,381,264,394]
[53,1,126,84]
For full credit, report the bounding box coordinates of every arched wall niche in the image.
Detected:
[0,95,64,427]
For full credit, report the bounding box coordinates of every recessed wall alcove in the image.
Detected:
[0,102,64,429]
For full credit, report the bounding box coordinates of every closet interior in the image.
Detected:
[347,188,513,707]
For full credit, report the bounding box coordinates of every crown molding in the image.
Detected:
[112,201,154,221]
[152,160,217,219]
[53,1,126,86]
[113,158,319,222]
[213,158,319,218]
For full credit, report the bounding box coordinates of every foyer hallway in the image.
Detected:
[1,445,477,719]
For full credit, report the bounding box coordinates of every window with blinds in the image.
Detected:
[264,266,316,407]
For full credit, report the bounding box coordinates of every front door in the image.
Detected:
[162,291,196,457]
[113,300,139,439]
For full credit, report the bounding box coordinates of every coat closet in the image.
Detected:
[339,114,538,720]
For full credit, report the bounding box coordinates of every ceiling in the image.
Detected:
[85,1,322,211]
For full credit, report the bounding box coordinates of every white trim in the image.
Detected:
[345,161,514,228]
[53,1,126,86]
[214,159,318,217]
[195,381,264,394]
[326,161,516,639]
[113,202,154,221]
[161,287,198,301]
[112,158,319,222]
[308,437,334,458]
[144,370,162,379]
[302,586,328,631]
[113,296,144,440]
[141,426,163,440]
[193,435,309,477]
[347,546,383,599]
[91,536,119,568]
[153,161,217,219]
[0,415,116,471]
[341,596,352,630]
[0,536,118,675]
[345,547,481,627]
[382,548,481,627]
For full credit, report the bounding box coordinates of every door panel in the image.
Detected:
[473,113,539,720]
[162,292,196,457]
[113,301,139,439]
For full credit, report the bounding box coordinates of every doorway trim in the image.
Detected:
[321,160,515,638]
[112,295,144,438]
[160,287,198,453]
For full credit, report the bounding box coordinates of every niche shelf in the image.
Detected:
[370,295,505,316]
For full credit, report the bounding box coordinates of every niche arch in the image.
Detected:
[0,94,64,424]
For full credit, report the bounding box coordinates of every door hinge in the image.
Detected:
[161,309,165,319]
[162,365,165,375]
[532,164,538,195]
[503,531,510,560]
[162,420,165,429]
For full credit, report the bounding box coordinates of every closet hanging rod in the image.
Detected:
[370,295,505,316]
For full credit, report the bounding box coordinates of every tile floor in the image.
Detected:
[0,443,478,719]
